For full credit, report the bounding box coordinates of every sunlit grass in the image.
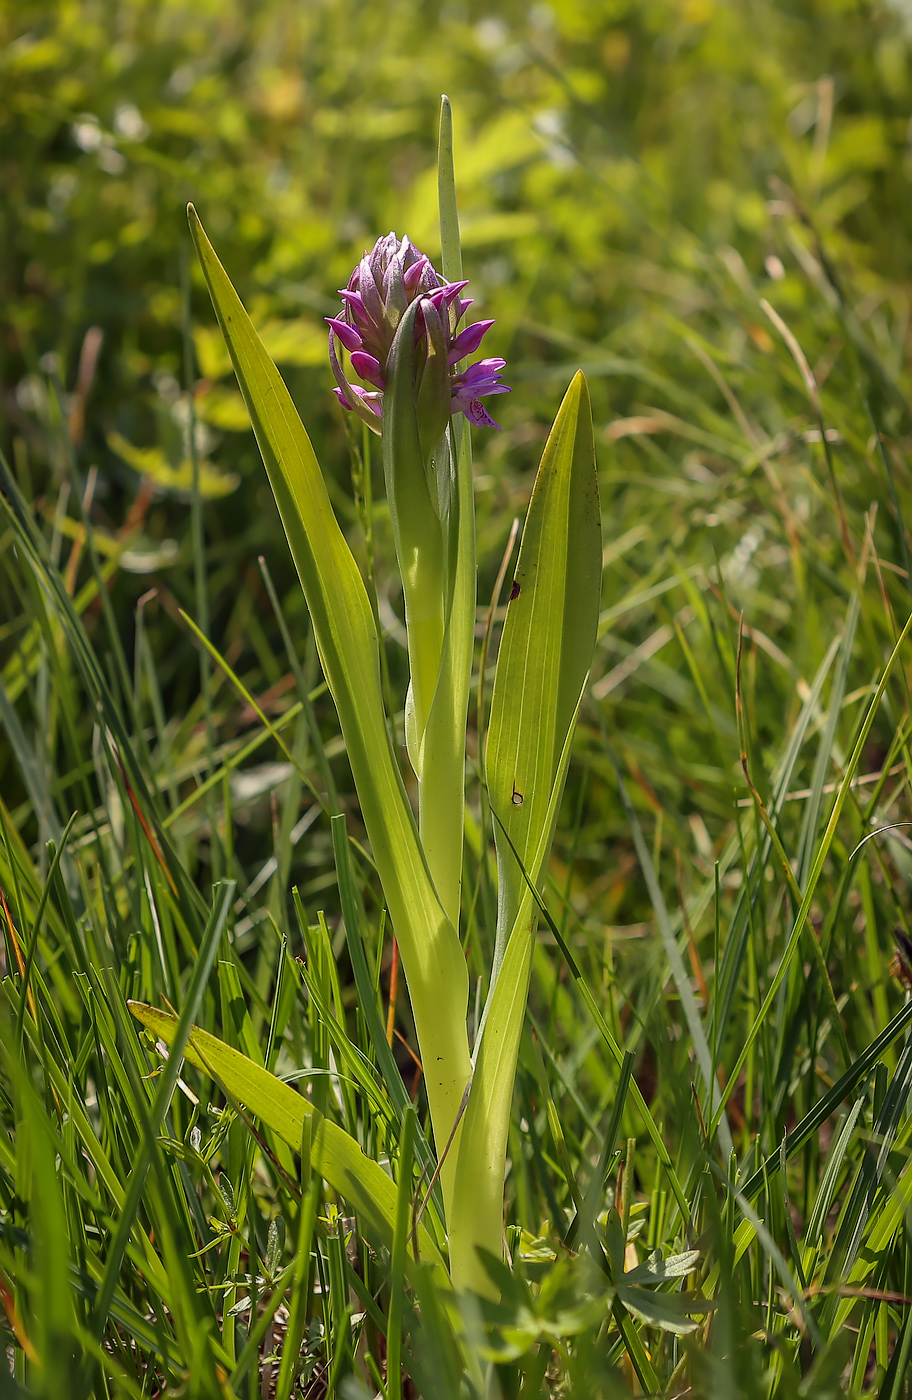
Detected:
[4,0,912,1394]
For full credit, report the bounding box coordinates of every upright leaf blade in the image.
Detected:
[450,372,600,1295]
[485,370,601,984]
[188,207,472,1217]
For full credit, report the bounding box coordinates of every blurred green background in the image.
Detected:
[4,0,912,947]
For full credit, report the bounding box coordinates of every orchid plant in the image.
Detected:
[130,99,601,1308]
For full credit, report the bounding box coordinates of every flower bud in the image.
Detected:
[327,233,510,433]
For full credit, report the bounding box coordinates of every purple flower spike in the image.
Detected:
[327,232,509,435]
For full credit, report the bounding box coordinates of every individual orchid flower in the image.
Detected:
[327,232,510,435]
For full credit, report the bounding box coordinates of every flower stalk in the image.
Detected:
[329,230,508,929]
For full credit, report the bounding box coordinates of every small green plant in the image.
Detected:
[130,96,601,1306]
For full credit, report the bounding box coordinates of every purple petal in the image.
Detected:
[358,255,385,329]
[452,365,508,399]
[451,347,511,426]
[452,382,511,408]
[329,328,374,422]
[347,384,384,418]
[463,399,502,430]
[454,359,507,393]
[350,350,386,389]
[333,378,384,431]
[402,255,431,290]
[427,281,468,315]
[325,317,363,353]
[370,233,399,275]
[464,357,507,375]
[338,289,366,320]
[449,319,494,364]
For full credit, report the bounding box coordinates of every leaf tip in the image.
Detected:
[187,204,210,262]
[127,1000,155,1028]
[570,368,590,403]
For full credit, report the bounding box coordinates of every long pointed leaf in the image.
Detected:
[188,207,472,1212]
[485,370,601,985]
[128,1002,446,1277]
[450,372,600,1295]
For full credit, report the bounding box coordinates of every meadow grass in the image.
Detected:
[4,1,912,1395]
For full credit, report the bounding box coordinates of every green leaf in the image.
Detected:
[128,1002,447,1278]
[485,369,601,984]
[383,303,474,928]
[187,206,471,1216]
[616,1284,715,1336]
[17,1069,76,1386]
[437,96,464,287]
[623,1248,700,1284]
[449,373,600,1296]
[383,297,448,767]
[106,430,239,498]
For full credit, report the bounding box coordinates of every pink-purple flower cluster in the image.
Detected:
[327,232,510,432]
